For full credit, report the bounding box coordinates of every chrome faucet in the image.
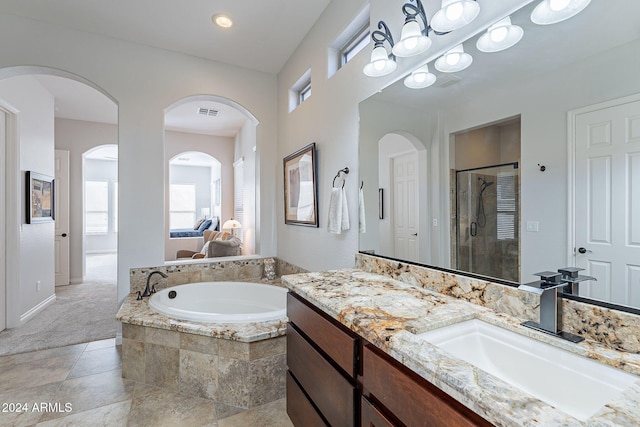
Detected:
[518,269,595,343]
[139,270,168,299]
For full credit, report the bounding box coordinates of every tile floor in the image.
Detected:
[0,339,294,427]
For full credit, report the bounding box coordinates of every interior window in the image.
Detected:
[169,183,196,229]
[85,180,109,234]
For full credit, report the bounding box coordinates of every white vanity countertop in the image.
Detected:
[282,269,640,427]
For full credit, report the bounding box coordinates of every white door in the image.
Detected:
[55,149,71,286]
[0,110,6,331]
[392,152,419,262]
[574,98,640,307]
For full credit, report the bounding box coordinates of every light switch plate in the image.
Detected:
[526,221,539,232]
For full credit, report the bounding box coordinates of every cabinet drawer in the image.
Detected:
[362,345,491,427]
[361,396,396,427]
[286,371,327,427]
[287,292,358,377]
[287,325,355,427]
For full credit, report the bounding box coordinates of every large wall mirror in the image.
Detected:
[359,0,640,312]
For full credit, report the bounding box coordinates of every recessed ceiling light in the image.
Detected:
[212,14,233,29]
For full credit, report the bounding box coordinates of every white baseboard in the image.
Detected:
[20,294,56,324]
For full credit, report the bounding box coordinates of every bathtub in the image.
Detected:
[148,281,288,323]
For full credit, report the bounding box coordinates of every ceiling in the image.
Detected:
[2,1,333,144]
[0,0,331,74]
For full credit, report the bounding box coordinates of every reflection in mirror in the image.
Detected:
[358,0,640,311]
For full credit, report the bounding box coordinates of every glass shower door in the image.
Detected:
[455,163,519,282]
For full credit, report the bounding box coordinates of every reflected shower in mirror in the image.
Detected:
[358,0,640,311]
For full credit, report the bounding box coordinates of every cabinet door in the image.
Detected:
[361,396,397,427]
[286,372,327,427]
[287,325,355,427]
[362,345,491,427]
[287,292,358,377]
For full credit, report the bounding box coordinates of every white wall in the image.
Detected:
[0,13,278,306]
[0,76,55,323]
[55,118,117,284]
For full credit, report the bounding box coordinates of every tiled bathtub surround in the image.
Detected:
[120,257,303,419]
[129,257,307,295]
[282,269,640,426]
[121,323,286,419]
[356,253,640,353]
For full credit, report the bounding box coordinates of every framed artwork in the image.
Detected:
[26,171,55,224]
[284,143,318,227]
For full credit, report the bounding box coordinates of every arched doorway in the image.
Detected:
[0,67,118,353]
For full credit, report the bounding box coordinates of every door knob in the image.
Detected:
[577,247,591,254]
[56,233,68,238]
[412,233,418,236]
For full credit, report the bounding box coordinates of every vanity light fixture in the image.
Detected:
[431,0,480,33]
[476,16,524,53]
[404,64,436,89]
[531,0,591,25]
[363,21,397,77]
[392,0,432,58]
[434,44,473,72]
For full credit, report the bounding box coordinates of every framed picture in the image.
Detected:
[284,143,318,227]
[26,171,55,224]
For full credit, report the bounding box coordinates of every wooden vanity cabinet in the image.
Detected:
[286,292,359,427]
[361,344,492,427]
[286,292,491,427]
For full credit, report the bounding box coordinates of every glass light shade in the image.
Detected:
[431,0,480,32]
[476,16,524,53]
[434,44,473,73]
[363,45,397,77]
[531,0,591,25]
[392,20,432,57]
[404,65,436,89]
[223,218,241,229]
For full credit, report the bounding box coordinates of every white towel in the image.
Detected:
[327,188,343,234]
[341,187,350,232]
[328,187,350,234]
[359,187,366,233]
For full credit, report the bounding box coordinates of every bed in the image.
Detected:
[169,216,220,238]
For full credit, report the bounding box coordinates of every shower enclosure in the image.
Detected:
[455,162,520,282]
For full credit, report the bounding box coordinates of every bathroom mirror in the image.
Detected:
[359,0,640,311]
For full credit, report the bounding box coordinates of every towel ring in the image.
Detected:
[332,167,349,188]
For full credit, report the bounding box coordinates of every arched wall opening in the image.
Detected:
[164,94,259,261]
[0,65,118,332]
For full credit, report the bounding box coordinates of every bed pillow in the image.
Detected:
[192,218,205,230]
[197,219,212,232]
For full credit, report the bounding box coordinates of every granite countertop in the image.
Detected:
[282,269,640,427]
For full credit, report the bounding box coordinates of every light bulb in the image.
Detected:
[403,37,418,51]
[549,0,571,11]
[446,2,464,20]
[373,60,385,71]
[446,53,461,66]
[414,73,427,83]
[490,26,508,43]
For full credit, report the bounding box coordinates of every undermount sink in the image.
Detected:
[415,319,638,421]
